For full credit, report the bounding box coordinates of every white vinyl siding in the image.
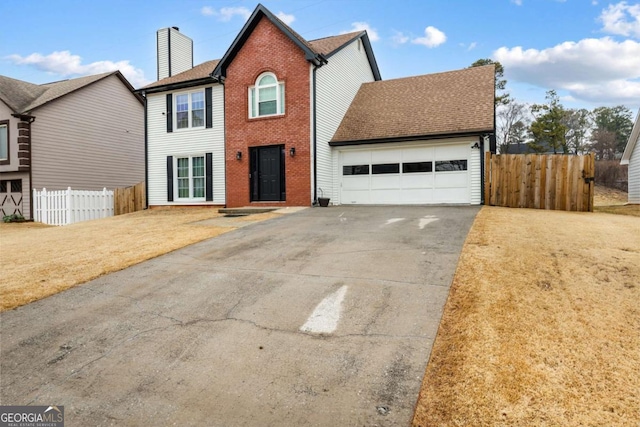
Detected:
[315,38,375,203]
[157,27,193,80]
[147,84,225,206]
[334,139,480,205]
[629,134,640,204]
[30,74,144,192]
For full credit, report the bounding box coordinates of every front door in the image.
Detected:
[250,145,285,201]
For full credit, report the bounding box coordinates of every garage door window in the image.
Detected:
[372,163,400,174]
[402,161,432,173]
[343,165,369,175]
[435,160,467,171]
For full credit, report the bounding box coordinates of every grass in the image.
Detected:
[593,185,639,217]
[412,206,640,427]
[0,208,280,312]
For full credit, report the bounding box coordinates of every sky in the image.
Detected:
[1,0,639,112]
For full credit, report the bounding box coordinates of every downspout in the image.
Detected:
[143,91,149,209]
[479,135,485,205]
[312,65,318,205]
[311,55,327,205]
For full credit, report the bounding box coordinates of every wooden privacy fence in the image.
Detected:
[33,187,114,226]
[484,153,595,212]
[114,181,146,215]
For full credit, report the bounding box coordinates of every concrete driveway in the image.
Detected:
[1,206,478,426]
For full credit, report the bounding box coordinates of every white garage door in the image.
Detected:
[340,144,472,204]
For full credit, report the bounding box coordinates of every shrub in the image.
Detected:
[595,160,628,191]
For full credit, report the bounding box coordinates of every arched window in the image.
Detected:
[249,72,284,118]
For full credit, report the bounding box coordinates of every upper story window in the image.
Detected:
[0,121,8,164]
[249,73,284,118]
[175,90,205,129]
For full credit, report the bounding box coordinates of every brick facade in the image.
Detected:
[224,17,311,207]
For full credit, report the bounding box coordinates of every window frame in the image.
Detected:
[173,90,205,130]
[174,155,206,201]
[0,120,9,165]
[248,72,285,119]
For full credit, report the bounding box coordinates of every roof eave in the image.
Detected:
[137,77,218,94]
[329,129,495,146]
[620,109,640,164]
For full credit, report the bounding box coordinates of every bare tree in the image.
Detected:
[562,109,592,154]
[591,129,617,160]
[497,102,530,153]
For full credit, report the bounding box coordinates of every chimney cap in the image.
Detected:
[172,26,179,31]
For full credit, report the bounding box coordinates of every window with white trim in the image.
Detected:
[175,91,205,129]
[0,121,8,163]
[249,72,285,118]
[176,155,205,199]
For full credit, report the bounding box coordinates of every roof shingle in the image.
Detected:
[141,59,220,90]
[331,65,495,144]
[0,72,125,113]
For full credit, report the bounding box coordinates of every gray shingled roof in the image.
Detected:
[331,65,496,144]
[0,72,123,114]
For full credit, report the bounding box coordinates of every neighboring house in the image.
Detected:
[138,4,495,208]
[0,72,144,219]
[502,141,567,155]
[621,109,640,204]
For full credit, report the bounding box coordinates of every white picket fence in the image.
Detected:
[33,187,114,226]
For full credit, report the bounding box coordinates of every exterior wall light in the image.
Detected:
[289,147,296,157]
[236,151,242,160]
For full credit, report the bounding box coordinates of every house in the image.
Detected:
[0,71,144,219]
[138,4,495,208]
[621,109,640,204]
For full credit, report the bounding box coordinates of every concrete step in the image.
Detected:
[218,207,279,216]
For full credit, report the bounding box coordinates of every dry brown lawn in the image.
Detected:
[413,206,640,427]
[594,186,639,217]
[0,208,280,312]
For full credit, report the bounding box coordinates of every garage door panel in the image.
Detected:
[401,174,434,189]
[342,151,370,164]
[402,147,433,161]
[401,189,433,204]
[371,175,401,189]
[343,176,371,190]
[434,188,468,202]
[341,189,370,204]
[435,144,468,160]
[372,150,400,163]
[370,190,401,204]
[435,172,467,188]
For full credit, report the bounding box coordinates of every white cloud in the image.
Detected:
[7,51,150,88]
[201,6,251,22]
[276,11,295,25]
[201,6,214,16]
[392,31,409,45]
[511,0,523,5]
[342,22,379,42]
[412,26,446,48]
[467,42,478,51]
[493,37,640,104]
[599,1,640,38]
